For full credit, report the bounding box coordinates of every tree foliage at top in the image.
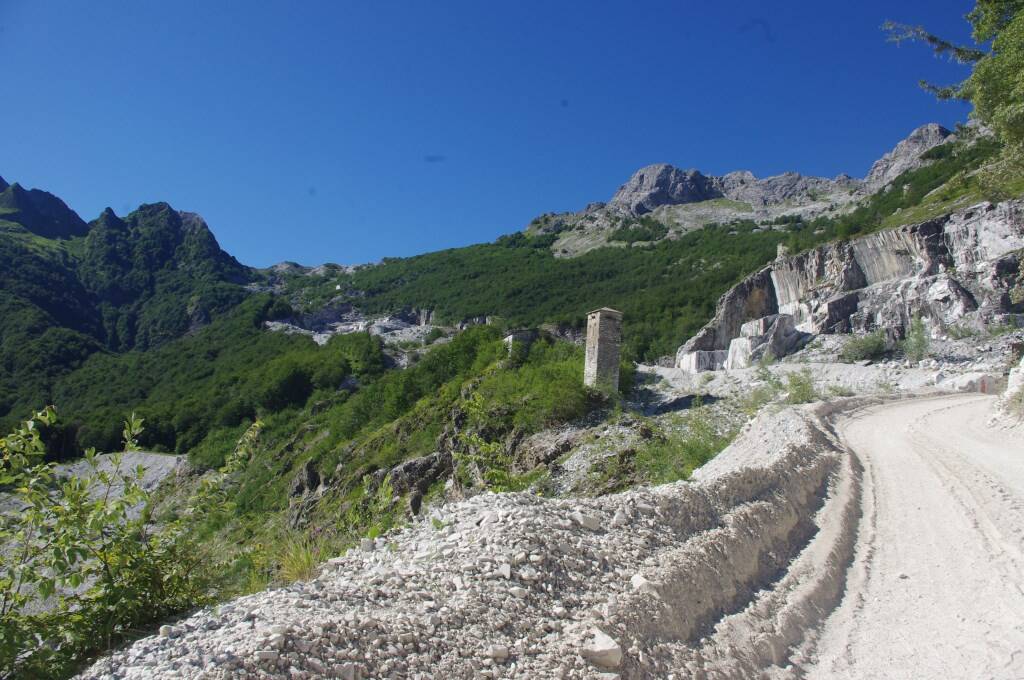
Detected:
[885,1,1024,151]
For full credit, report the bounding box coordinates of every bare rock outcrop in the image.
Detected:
[677,200,1024,369]
[864,123,952,191]
[607,164,860,217]
[608,164,723,215]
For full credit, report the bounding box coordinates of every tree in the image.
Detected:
[885,2,1024,151]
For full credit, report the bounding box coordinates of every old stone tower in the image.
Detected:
[584,307,623,391]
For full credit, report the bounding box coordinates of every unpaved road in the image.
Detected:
[806,394,1024,679]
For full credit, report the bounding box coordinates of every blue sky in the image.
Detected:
[2,1,974,267]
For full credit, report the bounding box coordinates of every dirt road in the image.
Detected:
[805,395,1024,679]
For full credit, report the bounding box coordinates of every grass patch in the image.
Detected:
[276,532,330,583]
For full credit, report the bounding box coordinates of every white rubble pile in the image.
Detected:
[79,401,865,679]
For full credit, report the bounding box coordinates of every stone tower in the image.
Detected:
[584,308,623,391]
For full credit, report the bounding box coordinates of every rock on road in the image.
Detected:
[806,394,1024,679]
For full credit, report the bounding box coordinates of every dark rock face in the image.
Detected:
[609,165,723,215]
[290,460,321,497]
[371,451,453,496]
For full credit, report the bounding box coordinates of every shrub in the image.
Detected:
[827,384,855,398]
[423,327,446,345]
[901,315,930,363]
[0,410,217,679]
[784,368,819,404]
[609,217,669,244]
[256,360,314,411]
[946,323,980,339]
[839,330,888,363]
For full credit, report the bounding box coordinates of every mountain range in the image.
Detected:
[0,121,1008,455]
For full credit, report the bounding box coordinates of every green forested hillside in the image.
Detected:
[0,194,253,432]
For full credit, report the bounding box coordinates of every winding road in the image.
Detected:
[806,395,1024,679]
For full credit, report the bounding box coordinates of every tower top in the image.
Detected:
[587,307,622,318]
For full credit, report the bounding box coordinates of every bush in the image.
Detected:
[839,330,888,363]
[946,323,980,339]
[784,368,819,404]
[902,316,930,363]
[609,217,669,244]
[0,410,218,678]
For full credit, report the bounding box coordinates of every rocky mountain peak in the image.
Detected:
[0,175,7,192]
[608,164,723,215]
[864,123,952,191]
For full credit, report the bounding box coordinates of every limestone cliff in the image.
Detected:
[534,123,956,257]
[677,199,1024,369]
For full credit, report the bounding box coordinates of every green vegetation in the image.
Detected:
[94,327,617,616]
[608,216,670,244]
[784,368,820,404]
[946,322,981,339]
[792,134,1002,247]
[0,202,252,434]
[338,218,789,361]
[902,315,931,362]
[839,330,889,363]
[886,0,1024,155]
[633,403,738,485]
[276,532,330,583]
[44,296,386,461]
[1,410,218,679]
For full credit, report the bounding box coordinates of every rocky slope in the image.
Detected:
[676,198,1024,370]
[528,124,955,257]
[79,398,863,680]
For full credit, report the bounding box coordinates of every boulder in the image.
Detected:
[371,451,453,496]
[676,349,727,372]
[580,628,623,669]
[724,314,810,369]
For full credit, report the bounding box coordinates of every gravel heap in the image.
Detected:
[80,401,866,680]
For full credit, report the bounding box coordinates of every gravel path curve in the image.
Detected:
[804,394,1024,679]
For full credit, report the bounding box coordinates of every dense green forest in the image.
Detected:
[0,187,252,433]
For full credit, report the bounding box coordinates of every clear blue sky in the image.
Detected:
[1,1,974,267]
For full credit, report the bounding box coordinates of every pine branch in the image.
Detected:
[883,21,987,63]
